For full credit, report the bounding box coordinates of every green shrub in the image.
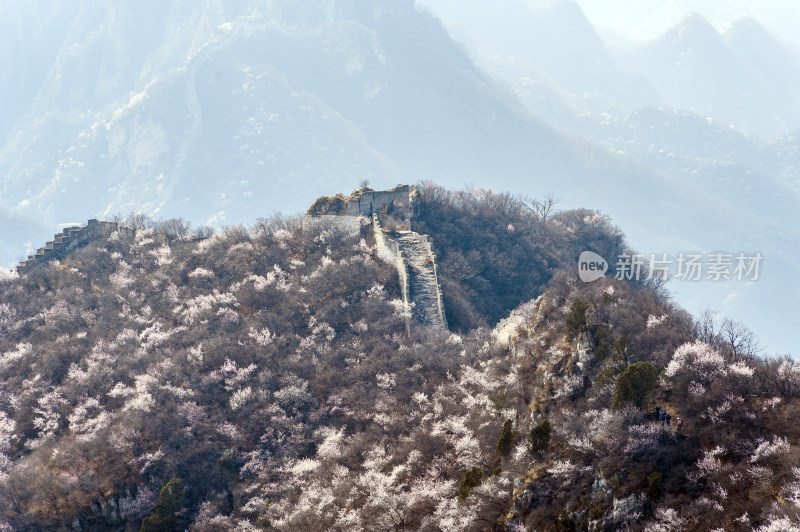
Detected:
[595,367,617,388]
[594,326,612,360]
[612,334,630,363]
[458,467,483,501]
[646,472,662,501]
[557,510,576,531]
[217,450,237,473]
[565,298,591,340]
[611,361,658,411]
[489,385,509,410]
[257,500,272,528]
[496,419,514,456]
[528,419,552,456]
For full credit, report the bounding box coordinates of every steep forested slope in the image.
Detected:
[412,185,628,331]
[1,187,799,531]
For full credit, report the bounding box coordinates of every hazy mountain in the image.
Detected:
[580,0,800,49]
[1,0,576,255]
[1,0,797,354]
[418,0,662,116]
[629,13,794,139]
[723,17,800,129]
[416,0,799,356]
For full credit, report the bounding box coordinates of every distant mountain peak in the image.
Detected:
[667,11,720,43]
[723,15,784,50]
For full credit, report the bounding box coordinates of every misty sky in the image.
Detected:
[421,0,800,47]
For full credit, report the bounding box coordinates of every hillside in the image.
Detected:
[1,186,799,531]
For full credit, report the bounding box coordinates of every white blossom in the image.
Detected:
[646,314,667,328]
[665,341,726,382]
[230,387,255,411]
[750,436,790,463]
[188,267,215,278]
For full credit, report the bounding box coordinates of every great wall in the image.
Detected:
[304,184,447,330]
[17,185,447,330]
[16,219,135,273]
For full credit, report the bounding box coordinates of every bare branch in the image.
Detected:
[522,193,559,222]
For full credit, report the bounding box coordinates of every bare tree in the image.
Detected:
[695,310,761,361]
[522,193,559,221]
[638,256,669,297]
[193,225,215,239]
[254,214,302,236]
[156,218,192,239]
[720,317,761,361]
[696,308,721,346]
[125,212,154,230]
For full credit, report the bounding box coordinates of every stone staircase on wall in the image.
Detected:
[393,231,446,328]
[372,214,446,330]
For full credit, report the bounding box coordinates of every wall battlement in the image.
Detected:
[16,219,135,273]
[303,184,416,235]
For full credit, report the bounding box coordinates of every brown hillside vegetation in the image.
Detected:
[0,186,797,531]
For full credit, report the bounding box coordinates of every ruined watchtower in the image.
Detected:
[302,184,416,235]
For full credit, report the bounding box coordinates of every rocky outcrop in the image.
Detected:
[69,486,145,531]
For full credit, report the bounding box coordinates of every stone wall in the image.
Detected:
[356,185,415,220]
[16,219,135,273]
[373,213,448,330]
[412,233,447,327]
[303,184,444,331]
[301,214,363,236]
[373,214,411,333]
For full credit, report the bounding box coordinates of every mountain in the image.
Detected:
[1,186,798,530]
[1,0,797,354]
[418,0,662,115]
[629,13,793,139]
[581,0,800,50]
[723,17,800,129]
[0,0,574,260]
